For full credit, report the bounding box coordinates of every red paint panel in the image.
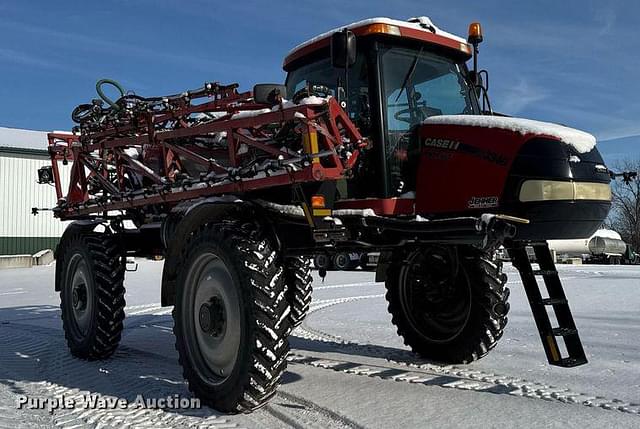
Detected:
[414,124,526,214]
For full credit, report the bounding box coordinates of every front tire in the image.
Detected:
[173,220,291,413]
[58,231,126,360]
[385,246,509,364]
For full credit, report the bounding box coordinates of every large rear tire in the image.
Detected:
[284,257,313,328]
[173,220,291,413]
[385,246,509,364]
[58,231,126,360]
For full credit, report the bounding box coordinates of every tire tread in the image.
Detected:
[173,218,291,413]
[58,231,126,360]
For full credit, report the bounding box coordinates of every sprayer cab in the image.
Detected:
[284,16,611,240]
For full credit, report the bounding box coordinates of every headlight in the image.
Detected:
[574,182,612,200]
[519,180,611,202]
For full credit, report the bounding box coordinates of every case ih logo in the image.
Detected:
[423,137,460,150]
[422,137,509,166]
[467,196,499,209]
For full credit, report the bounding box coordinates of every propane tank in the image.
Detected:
[588,236,627,256]
[548,229,624,257]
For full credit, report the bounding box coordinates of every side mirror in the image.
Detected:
[253,84,287,105]
[331,30,356,68]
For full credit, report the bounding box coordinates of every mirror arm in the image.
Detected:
[478,70,492,114]
[473,44,479,79]
[342,28,350,111]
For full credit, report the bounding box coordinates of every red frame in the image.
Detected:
[47,89,366,220]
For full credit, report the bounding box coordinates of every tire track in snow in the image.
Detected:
[104,295,640,417]
[293,294,640,416]
[272,391,366,429]
[13,285,636,423]
[1,321,361,429]
[118,297,640,416]
[0,331,57,429]
[314,282,379,290]
[0,325,245,428]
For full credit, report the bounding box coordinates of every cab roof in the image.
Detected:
[283,16,473,70]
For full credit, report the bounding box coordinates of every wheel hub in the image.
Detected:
[399,249,472,342]
[198,296,226,338]
[188,253,241,382]
[72,285,87,311]
[66,254,93,337]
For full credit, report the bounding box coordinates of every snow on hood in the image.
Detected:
[424,115,597,154]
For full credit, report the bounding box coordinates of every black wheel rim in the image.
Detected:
[398,249,472,343]
[183,252,241,385]
[65,253,94,341]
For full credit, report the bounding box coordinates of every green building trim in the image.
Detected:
[0,237,60,255]
[0,146,48,157]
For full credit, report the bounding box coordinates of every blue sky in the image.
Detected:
[0,0,637,163]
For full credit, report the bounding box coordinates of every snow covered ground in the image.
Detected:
[0,261,639,428]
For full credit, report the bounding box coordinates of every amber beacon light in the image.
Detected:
[468,22,483,44]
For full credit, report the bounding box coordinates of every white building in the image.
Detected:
[0,126,69,255]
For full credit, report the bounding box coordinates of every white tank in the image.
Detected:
[588,236,627,256]
[548,237,591,255]
[548,229,624,257]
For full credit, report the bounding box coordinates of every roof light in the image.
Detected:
[468,22,483,44]
[362,23,401,36]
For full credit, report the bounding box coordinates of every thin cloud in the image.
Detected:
[0,47,100,79]
[0,20,247,74]
[0,48,61,70]
[496,78,549,114]
[595,9,616,36]
[597,126,640,143]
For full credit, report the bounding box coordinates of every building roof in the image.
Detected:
[0,126,50,155]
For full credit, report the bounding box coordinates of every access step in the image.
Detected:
[552,327,578,336]
[532,269,556,276]
[541,298,568,305]
[507,242,588,368]
[558,357,589,367]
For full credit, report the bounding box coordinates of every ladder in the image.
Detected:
[508,242,588,367]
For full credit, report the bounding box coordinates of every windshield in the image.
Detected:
[382,47,477,130]
[380,47,477,194]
